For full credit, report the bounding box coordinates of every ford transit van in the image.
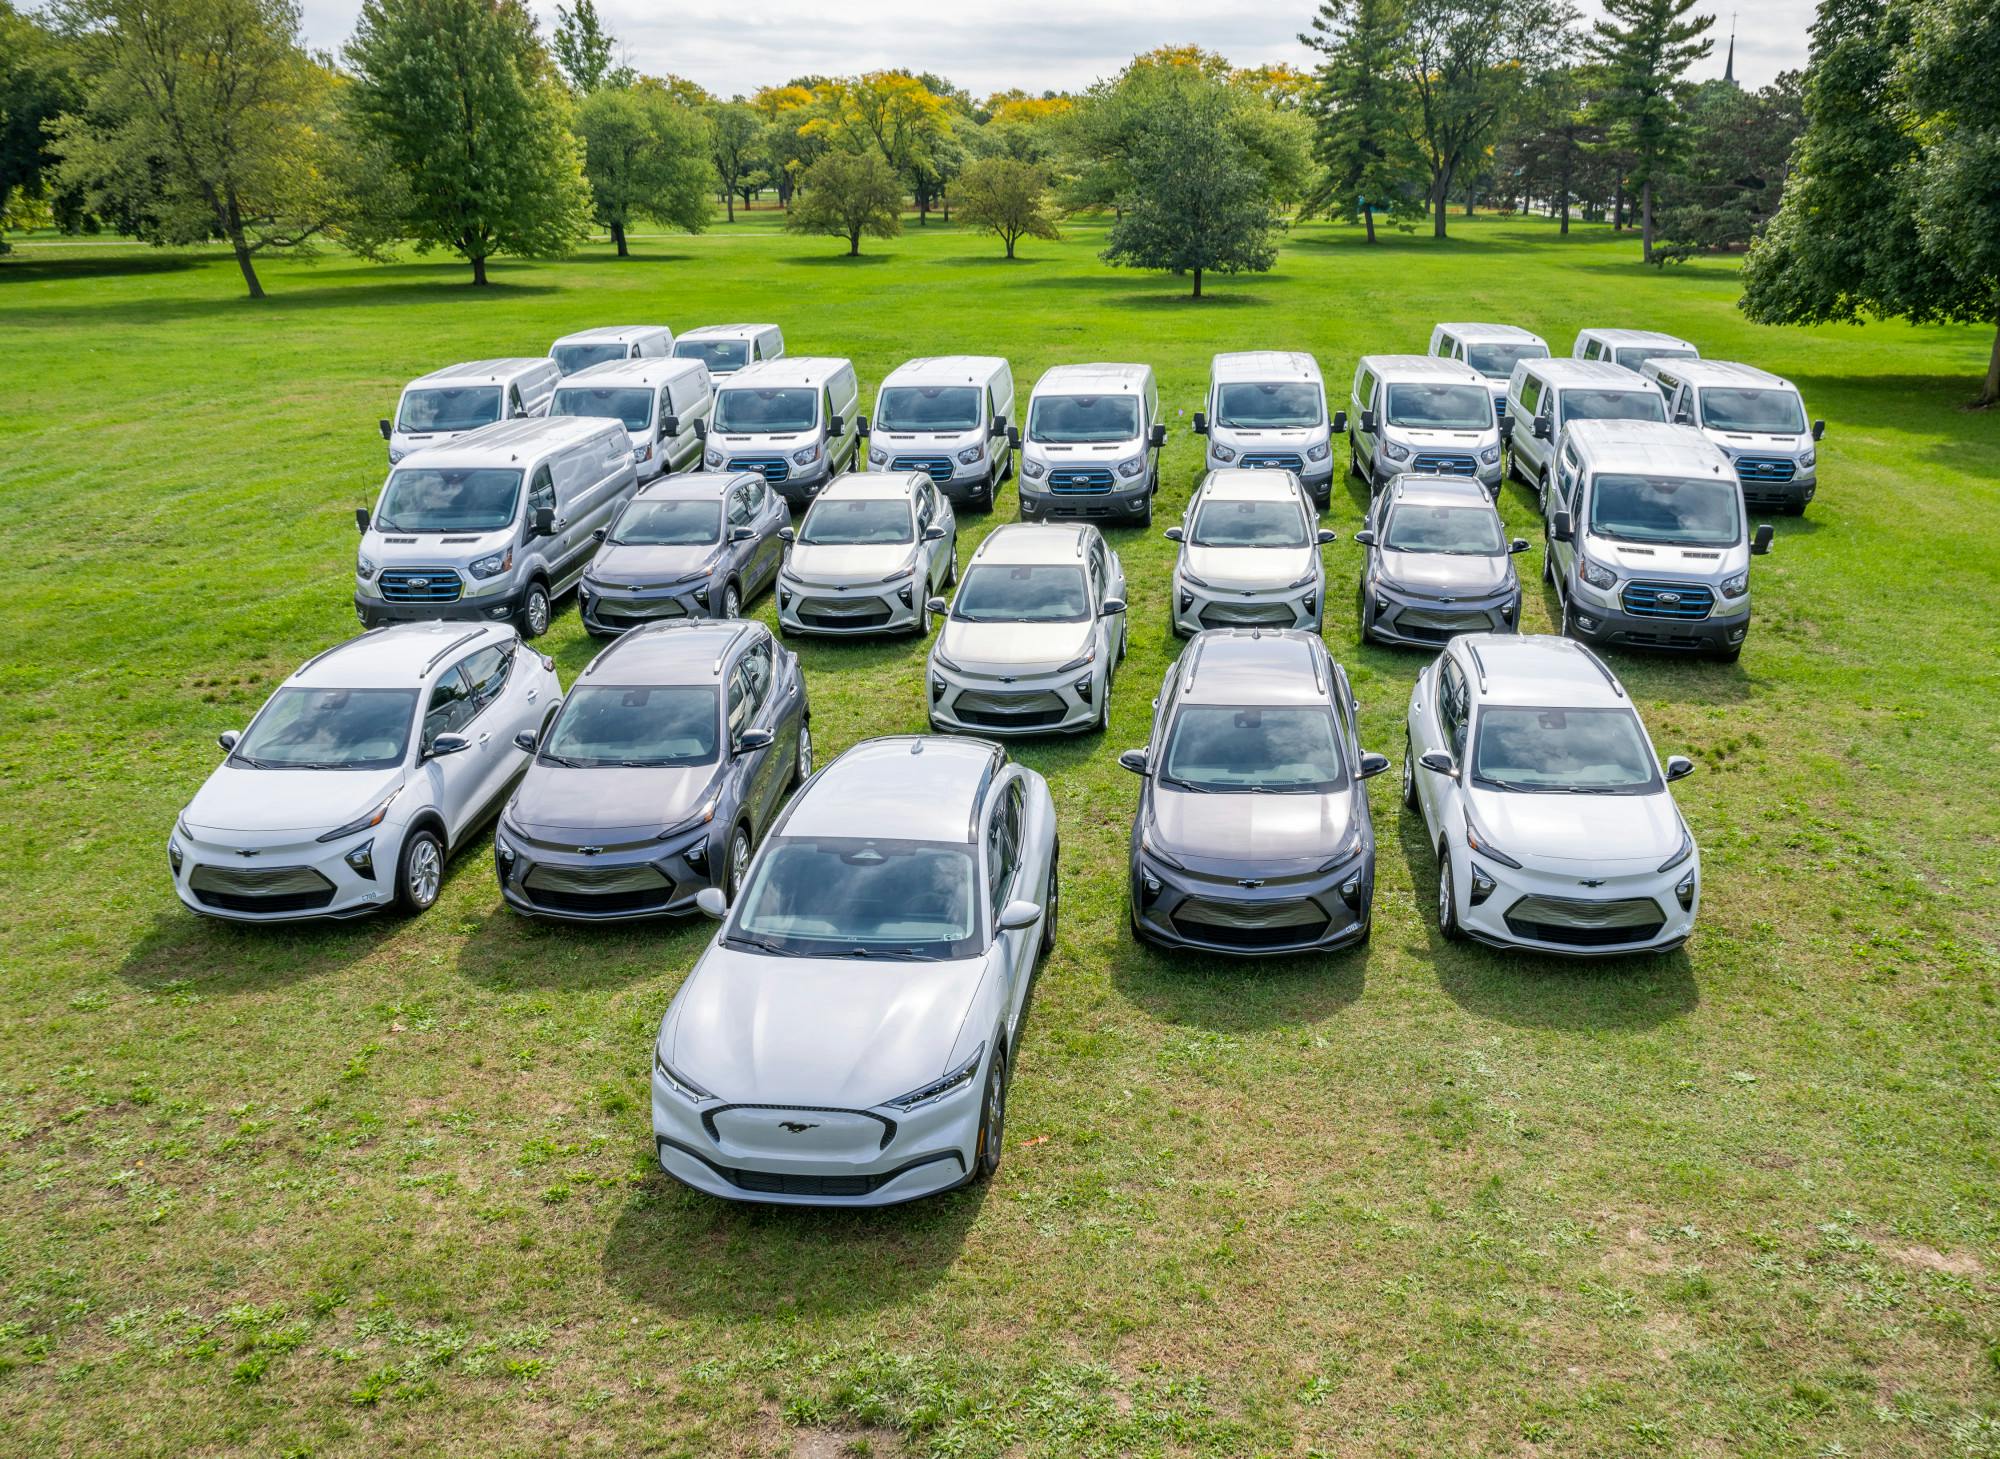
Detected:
[1193,352,1343,508]
[550,357,714,483]
[673,324,784,377]
[703,357,861,508]
[1348,355,1503,494]
[1427,322,1549,427]
[382,358,559,463]
[1012,363,1165,527]
[1506,359,1667,490]
[549,325,674,377]
[865,355,1015,510]
[1571,328,1698,372]
[1640,359,1823,515]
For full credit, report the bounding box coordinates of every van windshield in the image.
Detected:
[799,499,912,546]
[231,687,419,771]
[675,339,749,372]
[1385,383,1492,431]
[397,386,501,434]
[552,342,629,375]
[1700,388,1805,434]
[1463,342,1547,378]
[1589,473,1740,547]
[1559,388,1665,424]
[1028,394,1139,444]
[610,499,720,546]
[1215,382,1321,429]
[552,386,654,432]
[1613,346,1695,370]
[877,386,982,432]
[376,467,523,533]
[714,387,816,434]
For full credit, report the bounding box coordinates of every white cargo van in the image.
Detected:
[355,416,639,639]
[381,358,560,464]
[1011,363,1165,527]
[864,356,1014,510]
[549,357,714,483]
[1639,358,1824,516]
[1571,328,1699,372]
[1427,322,1549,428]
[1193,352,1344,508]
[703,357,861,508]
[673,324,784,376]
[548,325,674,377]
[1505,358,1667,489]
[1348,355,1503,494]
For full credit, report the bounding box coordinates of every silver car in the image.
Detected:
[775,472,958,637]
[1354,474,1528,648]
[578,471,788,634]
[1167,469,1334,637]
[652,735,1060,1206]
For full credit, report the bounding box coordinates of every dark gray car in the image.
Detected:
[579,470,788,635]
[1119,629,1389,957]
[495,620,810,920]
[1354,473,1528,648]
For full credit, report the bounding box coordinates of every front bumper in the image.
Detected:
[496,823,715,921]
[1130,850,1372,957]
[1455,850,1697,957]
[1175,576,1321,634]
[1207,447,1336,498]
[930,658,1100,736]
[778,575,923,635]
[579,579,710,634]
[1736,469,1815,512]
[171,825,400,922]
[355,581,522,626]
[1019,478,1150,521]
[1566,592,1750,654]
[1364,582,1519,648]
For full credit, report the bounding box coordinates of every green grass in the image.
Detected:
[2,211,1997,1459]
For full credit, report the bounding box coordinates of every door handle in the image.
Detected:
[477,731,491,746]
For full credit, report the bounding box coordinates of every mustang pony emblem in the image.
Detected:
[778,1120,820,1133]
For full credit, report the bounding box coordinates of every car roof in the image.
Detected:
[785,736,1005,843]
[1387,473,1497,507]
[1033,363,1151,393]
[678,323,776,341]
[559,357,708,388]
[1525,359,1657,388]
[722,357,849,388]
[409,358,551,387]
[633,469,761,502]
[292,621,517,686]
[396,414,617,466]
[1199,468,1307,502]
[1361,354,1485,382]
[1436,322,1547,345]
[880,356,1008,387]
[1211,350,1321,383]
[552,325,668,345]
[1563,419,1732,475]
[814,471,924,502]
[1651,358,1792,390]
[1177,629,1329,707]
[1580,328,1697,349]
[969,520,1091,565]
[581,619,762,685]
[1450,633,1628,708]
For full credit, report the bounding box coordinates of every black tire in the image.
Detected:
[724,824,753,903]
[1135,498,1153,529]
[1437,842,1464,941]
[1542,544,1556,585]
[1713,640,1743,664]
[1402,732,1420,811]
[971,1044,1008,1182]
[1559,591,1579,640]
[1358,581,1377,644]
[945,537,959,586]
[1348,436,1361,479]
[718,580,741,622]
[516,580,551,640]
[1039,839,1060,956]
[395,827,444,915]
[1095,671,1112,731]
[790,718,813,788]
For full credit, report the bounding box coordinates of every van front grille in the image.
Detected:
[1621,580,1714,620]
[1411,453,1477,476]
[1047,467,1114,494]
[379,567,464,603]
[727,456,791,485]
[890,456,954,485]
[1734,456,1796,483]
[1238,452,1304,472]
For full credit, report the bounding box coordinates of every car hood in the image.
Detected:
[668,945,989,1107]
[589,542,720,587]
[508,764,717,839]
[1466,785,1683,869]
[1379,548,1512,596]
[786,542,919,586]
[938,617,1095,672]
[1183,543,1317,591]
[1149,786,1354,873]
[183,766,404,835]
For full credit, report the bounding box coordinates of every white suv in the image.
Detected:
[169,622,561,921]
[1403,633,1699,955]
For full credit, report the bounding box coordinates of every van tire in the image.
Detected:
[1713,640,1743,664]
[516,581,551,640]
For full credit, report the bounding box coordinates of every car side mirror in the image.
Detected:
[532,506,556,537]
[1359,410,1378,433]
[1353,528,1377,547]
[378,418,391,441]
[1811,419,1825,441]
[1357,751,1391,779]
[735,727,774,753]
[997,898,1042,932]
[1751,523,1774,556]
[695,886,728,918]
[1665,755,1695,781]
[827,414,844,438]
[1006,425,1021,448]
[925,595,948,615]
[355,507,370,533]
[427,732,471,758]
[731,524,755,542]
[218,730,241,751]
[922,523,947,541]
[1532,417,1551,440]
[854,413,869,438]
[1117,748,1150,776]
[591,527,606,543]
[1163,525,1184,542]
[662,414,680,437]
[778,526,795,542]
[1099,597,1125,617]
[513,729,538,753]
[1316,528,1337,545]
[1192,411,1209,436]
[1551,511,1574,544]
[1509,537,1529,554]
[1148,423,1167,449]
[1418,750,1457,778]
[1332,409,1348,433]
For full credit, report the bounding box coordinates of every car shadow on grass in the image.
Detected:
[116,903,403,996]
[1110,939,1368,1031]
[453,899,711,993]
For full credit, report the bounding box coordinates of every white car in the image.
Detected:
[652,735,1060,1206]
[775,471,958,637]
[1167,468,1334,637]
[169,622,561,921]
[926,522,1127,736]
[1404,633,1699,956]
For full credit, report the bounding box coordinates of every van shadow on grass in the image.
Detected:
[453,899,708,993]
[116,902,402,996]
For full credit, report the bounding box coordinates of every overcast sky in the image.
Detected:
[300,0,1814,98]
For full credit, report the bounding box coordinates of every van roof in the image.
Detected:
[407,358,553,388]
[677,323,778,341]
[723,357,851,388]
[1177,629,1329,707]
[1563,419,1733,476]
[581,619,758,684]
[1199,468,1309,502]
[632,469,763,503]
[1211,351,1322,384]
[813,470,926,503]
[559,357,710,389]
[784,736,1005,843]
[293,621,516,686]
[970,521,1091,565]
[1360,354,1485,383]
[1521,359,1657,389]
[1032,363,1153,393]
[1647,358,1793,391]
[880,356,1009,388]
[551,325,670,346]
[395,414,619,468]
[1388,473,1497,507]
[1578,328,1698,351]
[1451,633,1629,708]
[1437,322,1547,345]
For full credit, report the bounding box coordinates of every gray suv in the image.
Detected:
[495,619,810,920]
[579,471,789,635]
[1354,474,1528,647]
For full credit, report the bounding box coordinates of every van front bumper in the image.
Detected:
[1565,594,1750,654]
[1207,448,1334,500]
[1018,480,1150,522]
[355,589,520,626]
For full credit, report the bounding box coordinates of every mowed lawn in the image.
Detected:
[2,212,1997,1459]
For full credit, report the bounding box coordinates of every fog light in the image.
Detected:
[1676,869,1696,911]
[1073,676,1093,702]
[1728,628,1745,643]
[345,839,376,880]
[1128,498,1147,513]
[167,839,183,876]
[1141,873,1161,899]
[1179,591,1193,613]
[932,677,946,699]
[1339,875,1361,908]
[1468,862,1497,906]
[897,585,913,607]
[778,587,791,608]
[685,841,707,872]
[1576,614,1597,630]
[1303,594,1317,618]
[693,585,709,607]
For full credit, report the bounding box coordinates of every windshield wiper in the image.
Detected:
[229,754,281,769]
[838,945,932,960]
[1472,777,1553,793]
[1157,775,1213,794]
[724,934,794,956]
[537,753,590,769]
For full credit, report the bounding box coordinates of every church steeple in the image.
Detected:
[1723,13,1737,85]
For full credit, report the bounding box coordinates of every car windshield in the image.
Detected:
[375,467,522,533]
[1614,346,1695,370]
[799,499,912,546]
[953,564,1089,622]
[552,386,654,432]
[230,687,419,771]
[877,386,981,432]
[1162,705,1348,794]
[1471,706,1661,793]
[714,387,816,434]
[727,837,981,958]
[1385,383,1492,431]
[1215,382,1321,429]
[1560,388,1665,424]
[610,499,720,546]
[552,342,628,375]
[1590,473,1740,546]
[675,339,748,372]
[1191,498,1309,547]
[1028,394,1139,443]
[1463,342,1547,378]
[396,386,500,434]
[541,685,718,768]
[1383,503,1505,554]
[1700,387,1806,434]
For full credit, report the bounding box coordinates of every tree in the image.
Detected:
[1652,74,1803,261]
[1590,0,1714,262]
[784,148,902,256]
[707,102,763,221]
[1397,0,1548,238]
[576,83,711,255]
[1496,58,1605,232]
[804,72,954,224]
[752,84,819,206]
[0,0,80,252]
[1300,0,1427,240]
[1100,79,1282,298]
[49,0,349,297]
[344,0,592,286]
[550,0,617,93]
[953,157,1060,258]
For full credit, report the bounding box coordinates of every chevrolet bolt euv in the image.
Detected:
[1167,468,1335,636]
[776,471,958,637]
[578,470,788,635]
[1354,474,1528,647]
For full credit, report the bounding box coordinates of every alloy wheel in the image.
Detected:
[722,584,741,621]
[406,835,441,910]
[524,586,550,638]
[726,827,752,901]
[795,721,813,783]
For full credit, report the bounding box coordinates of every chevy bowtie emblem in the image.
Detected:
[1578,878,1605,888]
[779,1120,819,1133]
[236,849,260,857]
[576,846,604,856]
[1237,877,1265,889]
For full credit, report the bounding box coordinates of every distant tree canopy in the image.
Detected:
[953,158,1060,258]
[784,148,902,256]
[576,84,711,255]
[0,0,80,250]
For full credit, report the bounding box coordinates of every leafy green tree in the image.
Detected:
[784,148,902,256]
[344,0,592,286]
[1300,0,1427,240]
[1496,58,1605,232]
[1100,79,1282,298]
[551,0,622,93]
[1589,0,1714,261]
[1398,0,1550,238]
[707,102,764,221]
[1652,74,1803,262]
[1,1,80,250]
[49,0,348,297]
[953,157,1060,258]
[576,83,711,255]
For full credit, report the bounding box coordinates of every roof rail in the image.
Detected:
[296,625,389,677]
[1574,643,1625,697]
[1309,639,1325,696]
[422,627,488,678]
[1466,641,1489,694]
[965,741,1007,842]
[712,620,756,676]
[1181,634,1208,691]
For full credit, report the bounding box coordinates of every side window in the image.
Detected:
[983,780,1025,919]
[822,388,836,429]
[726,664,751,743]
[528,464,555,516]
[745,476,767,514]
[422,668,476,747]
[1674,386,1695,425]
[1567,462,1586,520]
[508,384,525,416]
[741,640,774,714]
[1520,377,1541,417]
[1438,660,1468,757]
[458,644,513,712]
[728,484,753,527]
[661,387,677,428]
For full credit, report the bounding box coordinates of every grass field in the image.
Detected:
[2,211,1998,1459]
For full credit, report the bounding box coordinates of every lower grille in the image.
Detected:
[1621,580,1715,620]
[189,864,336,913]
[953,689,1068,729]
[1198,601,1296,629]
[1735,456,1796,483]
[797,596,891,629]
[1172,895,1330,949]
[524,862,674,914]
[1411,453,1477,475]
[378,567,464,603]
[1503,895,1665,947]
[1616,629,1708,650]
[727,456,791,485]
[591,598,687,625]
[1238,452,1304,472]
[725,1166,890,1198]
[890,455,954,485]
[1048,467,1114,494]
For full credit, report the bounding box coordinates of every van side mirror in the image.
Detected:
[1006,425,1021,449]
[922,523,947,542]
[591,527,606,543]
[1509,537,1529,554]
[1163,526,1183,542]
[1418,751,1458,778]
[1359,410,1378,433]
[1357,751,1391,779]
[1316,528,1337,545]
[989,415,1007,439]
[1098,597,1125,617]
[1332,409,1348,433]
[1117,748,1149,776]
[427,732,471,759]
[218,730,241,751]
[1751,523,1774,556]
[1811,419,1825,441]
[693,419,707,440]
[1148,423,1167,449]
[1532,417,1551,440]
[925,596,948,615]
[735,727,774,753]
[695,886,728,918]
[532,506,556,537]
[354,507,370,533]
[854,413,869,438]
[827,414,844,438]
[1665,755,1695,781]
[1551,511,1574,543]
[513,729,538,753]
[1192,411,1209,436]
[378,418,392,441]
[662,414,680,437]
[778,526,795,543]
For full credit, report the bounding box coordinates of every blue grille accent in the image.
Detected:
[1411,452,1477,476]
[728,456,791,485]
[890,455,954,486]
[378,567,464,603]
[1735,456,1796,483]
[1621,580,1715,620]
[1048,467,1115,494]
[1239,452,1304,472]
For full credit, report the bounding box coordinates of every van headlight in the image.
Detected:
[1578,556,1617,591]
[956,444,983,465]
[1800,447,1816,469]
[1719,569,1748,599]
[356,556,377,582]
[869,448,887,466]
[1116,456,1146,479]
[884,1045,983,1111]
[1306,442,1330,462]
[704,449,723,468]
[1211,443,1237,463]
[1479,446,1501,466]
[792,443,821,466]
[1022,459,1046,480]
[1381,441,1410,461]
[468,548,513,580]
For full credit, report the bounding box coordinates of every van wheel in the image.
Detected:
[516,582,551,640]
[396,828,444,914]
[718,581,741,621]
[971,1044,1008,1181]
[1559,592,1579,639]
[1713,640,1743,664]
[1348,437,1361,479]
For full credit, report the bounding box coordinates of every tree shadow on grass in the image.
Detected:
[0,252,205,284]
[784,252,894,267]
[116,903,402,996]
[935,252,1051,268]
[0,270,562,328]
[452,899,707,993]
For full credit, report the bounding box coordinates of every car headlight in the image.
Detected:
[792,443,821,466]
[316,788,402,843]
[1461,808,1522,869]
[1656,824,1695,874]
[468,548,513,580]
[657,794,720,843]
[1317,827,1363,870]
[1116,456,1146,479]
[1578,556,1617,591]
[654,1046,714,1102]
[356,556,377,581]
[1800,447,1816,469]
[1283,571,1318,591]
[1381,440,1411,462]
[884,1044,983,1111]
[1179,570,1213,592]
[704,449,723,468]
[1720,569,1748,599]
[930,645,963,674]
[957,445,983,465]
[1056,648,1097,674]
[1306,442,1330,462]
[868,448,888,466]
[1138,826,1185,870]
[1211,443,1238,463]
[1479,446,1501,466]
[1022,458,1046,480]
